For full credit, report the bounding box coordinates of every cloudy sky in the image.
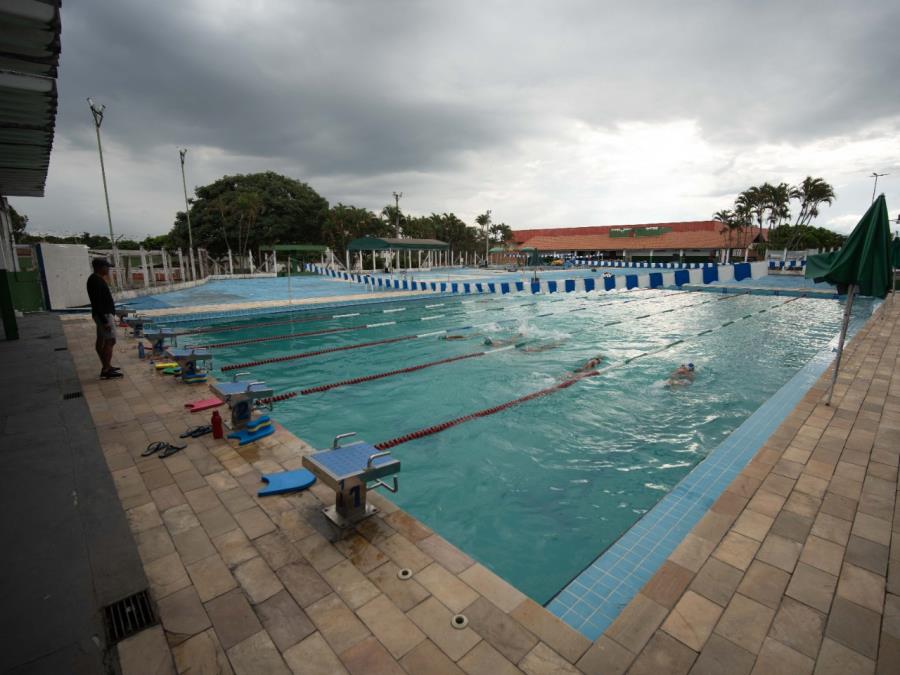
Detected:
[11,0,900,239]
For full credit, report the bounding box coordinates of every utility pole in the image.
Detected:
[871,172,888,203]
[179,148,197,280]
[87,98,119,287]
[484,209,492,265]
[392,192,402,237]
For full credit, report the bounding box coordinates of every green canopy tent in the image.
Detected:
[805,194,892,404]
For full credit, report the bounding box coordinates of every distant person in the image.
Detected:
[483,333,524,347]
[576,355,605,372]
[667,363,695,387]
[87,258,122,379]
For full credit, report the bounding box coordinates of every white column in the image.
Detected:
[227,249,234,275]
[139,246,150,288]
[188,247,196,281]
[177,249,185,282]
[161,249,171,283]
[345,249,350,271]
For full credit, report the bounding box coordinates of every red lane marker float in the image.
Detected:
[299,351,485,395]
[257,391,299,405]
[200,324,365,349]
[221,334,417,371]
[373,370,599,450]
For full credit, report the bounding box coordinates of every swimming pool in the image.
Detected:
[178,288,872,604]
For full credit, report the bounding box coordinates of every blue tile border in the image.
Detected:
[546,331,844,641]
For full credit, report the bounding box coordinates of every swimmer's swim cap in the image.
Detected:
[688,363,695,370]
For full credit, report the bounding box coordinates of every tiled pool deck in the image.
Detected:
[54,293,898,673]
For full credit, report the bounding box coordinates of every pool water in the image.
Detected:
[183,289,872,603]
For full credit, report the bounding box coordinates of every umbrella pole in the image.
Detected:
[826,284,856,406]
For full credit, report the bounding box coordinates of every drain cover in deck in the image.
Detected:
[103,590,156,644]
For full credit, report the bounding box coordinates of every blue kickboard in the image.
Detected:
[227,424,275,446]
[258,469,316,496]
[246,415,270,431]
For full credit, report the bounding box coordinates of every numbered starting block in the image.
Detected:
[166,347,213,383]
[302,433,400,529]
[144,327,179,355]
[209,376,274,430]
[124,315,146,336]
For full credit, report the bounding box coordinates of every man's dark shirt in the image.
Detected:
[87,273,115,319]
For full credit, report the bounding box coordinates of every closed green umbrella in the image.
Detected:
[805,195,891,404]
[892,234,900,268]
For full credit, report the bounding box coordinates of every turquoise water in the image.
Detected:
[187,289,870,603]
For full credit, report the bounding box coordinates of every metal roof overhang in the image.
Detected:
[0,0,61,198]
[263,244,328,252]
[347,237,449,251]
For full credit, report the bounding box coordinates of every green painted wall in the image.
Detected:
[3,271,44,312]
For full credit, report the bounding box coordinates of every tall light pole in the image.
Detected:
[484,209,492,264]
[871,172,888,203]
[392,191,402,237]
[179,148,197,280]
[87,98,119,286]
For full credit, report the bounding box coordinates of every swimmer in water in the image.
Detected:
[576,355,605,372]
[667,363,695,386]
[441,334,470,341]
[483,333,524,347]
[518,339,567,353]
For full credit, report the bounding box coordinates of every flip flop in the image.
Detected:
[160,443,186,458]
[180,425,212,439]
[142,441,167,457]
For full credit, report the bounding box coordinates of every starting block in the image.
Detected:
[123,314,146,336]
[209,375,274,430]
[166,347,213,381]
[144,327,179,355]
[302,433,400,529]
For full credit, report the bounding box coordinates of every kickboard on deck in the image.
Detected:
[185,398,224,412]
[258,469,316,496]
[227,424,275,446]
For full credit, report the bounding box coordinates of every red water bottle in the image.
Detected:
[211,410,224,439]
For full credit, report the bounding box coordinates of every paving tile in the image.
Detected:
[296,532,346,572]
[783,491,822,519]
[769,596,825,659]
[511,598,591,663]
[731,510,775,542]
[415,562,480,614]
[692,511,734,544]
[628,630,697,675]
[458,563,526,613]
[690,557,743,607]
[456,641,519,675]
[152,483,187,512]
[271,508,315,542]
[604,593,668,654]
[255,589,315,652]
[756,533,803,573]
[825,596,881,659]
[877,631,900,675]
[323,559,382,609]
[334,534,391,574]
[205,470,240,492]
[156,585,211,645]
[638,560,694,610]
[282,632,348,675]
[669,534,716,573]
[794,474,829,499]
[462,596,537,663]
[186,554,237,602]
[400,639,465,675]
[711,490,748,518]
[770,510,814,543]
[171,628,233,675]
[357,593,426,659]
[146,551,192,599]
[368,561,431,612]
[799,535,845,577]
[135,525,176,564]
[226,630,290,675]
[736,560,790,609]
[384,510,433,542]
[378,533,434,574]
[195,504,238,539]
[234,556,282,604]
[713,531,760,571]
[234,506,276,540]
[183,485,220,513]
[416,534,476,575]
[356,514,397,544]
[714,593,776,654]
[746,490,787,518]
[519,642,579,674]
[811,511,853,545]
[688,633,755,675]
[162,503,201,536]
[203,587,262,650]
[305,593,371,655]
[338,636,407,675]
[171,526,216,565]
[276,560,332,608]
[219,486,257,515]
[814,637,875,675]
[117,625,175,675]
[127,502,164,534]
[750,636,813,675]
[836,563,885,614]
[661,590,722,652]
[212,528,258,568]
[407,596,481,661]
[852,512,892,546]
[884,593,900,639]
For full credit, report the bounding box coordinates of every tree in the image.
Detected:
[761,182,792,230]
[167,172,329,258]
[790,177,835,226]
[322,204,388,259]
[8,205,28,239]
[768,224,845,250]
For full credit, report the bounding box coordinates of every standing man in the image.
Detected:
[87,258,122,379]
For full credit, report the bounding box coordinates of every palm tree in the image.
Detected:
[765,182,792,229]
[714,209,738,263]
[790,177,835,226]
